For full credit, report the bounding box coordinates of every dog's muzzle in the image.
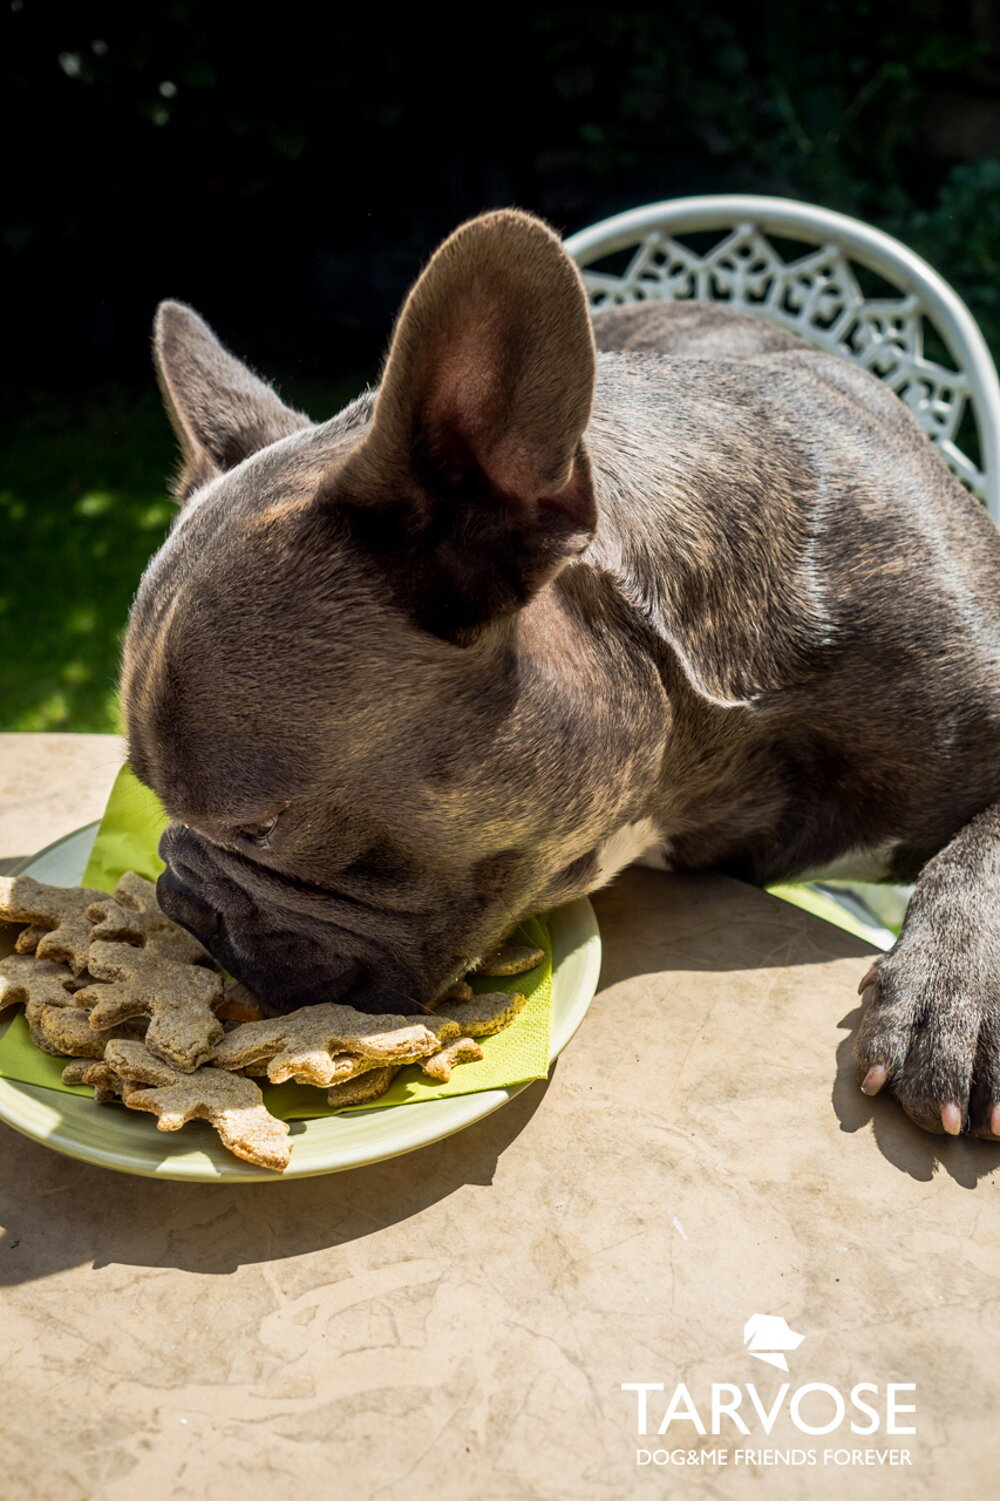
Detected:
[155,824,417,1015]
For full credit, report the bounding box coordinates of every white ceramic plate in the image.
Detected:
[0,823,601,1182]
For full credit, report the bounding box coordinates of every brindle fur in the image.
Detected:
[122,209,1000,1138]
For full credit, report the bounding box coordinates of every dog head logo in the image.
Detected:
[743,1314,805,1373]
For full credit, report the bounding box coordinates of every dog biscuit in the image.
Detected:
[238,1046,425,1084]
[15,922,50,954]
[0,953,82,1014]
[87,872,217,966]
[1,952,147,1056]
[76,1058,134,1103]
[440,979,474,1004]
[62,1058,136,1103]
[29,1003,146,1059]
[321,1052,389,1085]
[310,1012,463,1087]
[5,875,539,1156]
[86,1060,129,1100]
[210,1003,445,1086]
[420,1036,484,1082]
[103,1039,291,1171]
[0,875,107,975]
[433,989,527,1037]
[474,943,545,977]
[325,1065,401,1107]
[75,940,224,1072]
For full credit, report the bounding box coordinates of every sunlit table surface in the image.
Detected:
[0,732,996,1500]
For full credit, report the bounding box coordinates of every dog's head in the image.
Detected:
[122,209,660,1014]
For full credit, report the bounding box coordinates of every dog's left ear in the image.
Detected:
[326,209,598,640]
[153,301,311,504]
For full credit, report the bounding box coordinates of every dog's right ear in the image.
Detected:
[153,301,311,504]
[324,209,598,641]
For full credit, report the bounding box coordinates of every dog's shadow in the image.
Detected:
[0,1071,554,1286]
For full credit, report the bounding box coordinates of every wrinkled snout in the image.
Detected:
[156,861,364,1012]
[155,824,435,1017]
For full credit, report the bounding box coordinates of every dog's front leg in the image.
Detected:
[855,802,1000,1137]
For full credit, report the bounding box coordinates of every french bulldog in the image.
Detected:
[121,209,1000,1140]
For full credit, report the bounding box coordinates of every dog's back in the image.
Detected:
[592,299,803,359]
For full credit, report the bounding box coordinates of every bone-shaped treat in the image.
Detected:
[100,1040,291,1171]
[86,872,218,967]
[74,941,224,1072]
[0,875,108,975]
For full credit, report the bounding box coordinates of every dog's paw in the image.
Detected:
[854,949,1000,1139]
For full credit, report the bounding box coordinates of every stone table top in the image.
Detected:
[0,732,997,1500]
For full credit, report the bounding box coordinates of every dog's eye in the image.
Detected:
[235,816,279,844]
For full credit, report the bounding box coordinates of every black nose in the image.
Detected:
[156,868,221,942]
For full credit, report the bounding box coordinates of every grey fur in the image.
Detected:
[122,209,1000,1138]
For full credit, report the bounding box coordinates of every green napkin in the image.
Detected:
[0,763,552,1116]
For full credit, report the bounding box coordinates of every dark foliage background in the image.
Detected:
[2,1,999,728]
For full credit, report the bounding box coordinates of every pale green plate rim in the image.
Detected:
[0,823,601,1182]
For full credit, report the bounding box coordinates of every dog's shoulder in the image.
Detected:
[584,335,1000,709]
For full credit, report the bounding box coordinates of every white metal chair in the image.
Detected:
[566,196,1000,946]
[566,195,1000,520]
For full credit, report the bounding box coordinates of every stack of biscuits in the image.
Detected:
[0,873,542,1172]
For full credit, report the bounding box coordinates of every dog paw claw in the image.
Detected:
[857,961,880,997]
[853,934,1000,1139]
[860,1063,889,1096]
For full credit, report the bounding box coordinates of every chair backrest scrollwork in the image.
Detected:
[566,196,1000,521]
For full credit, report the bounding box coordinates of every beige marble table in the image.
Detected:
[0,733,997,1500]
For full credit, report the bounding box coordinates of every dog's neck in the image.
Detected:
[579,358,836,706]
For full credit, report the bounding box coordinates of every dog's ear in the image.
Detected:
[153,301,311,504]
[327,209,597,640]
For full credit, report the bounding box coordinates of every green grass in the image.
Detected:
[0,375,366,732]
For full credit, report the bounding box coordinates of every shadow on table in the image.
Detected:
[591,868,1000,1190]
[833,1001,1000,1188]
[0,1071,554,1287]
